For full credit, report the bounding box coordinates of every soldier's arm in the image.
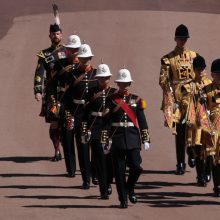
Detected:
[34,53,45,96]
[159,56,171,89]
[136,98,150,143]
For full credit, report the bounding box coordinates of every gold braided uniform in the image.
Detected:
[183,75,212,150]
[160,46,197,125]
[203,83,220,163]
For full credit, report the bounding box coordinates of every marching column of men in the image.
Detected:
[34,20,220,209]
[159,24,220,196]
[33,22,151,208]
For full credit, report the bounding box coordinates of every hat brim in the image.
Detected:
[77,54,94,58]
[114,80,134,83]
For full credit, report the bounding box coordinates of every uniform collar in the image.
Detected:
[174,46,188,54]
[79,65,92,73]
[51,43,62,50]
[117,90,129,97]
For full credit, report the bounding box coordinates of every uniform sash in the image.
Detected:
[113,96,139,128]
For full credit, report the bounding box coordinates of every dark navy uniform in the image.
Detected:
[54,53,80,175]
[34,44,63,122]
[62,65,98,186]
[86,86,117,197]
[103,91,150,205]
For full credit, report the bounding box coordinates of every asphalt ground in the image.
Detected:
[1,1,220,219]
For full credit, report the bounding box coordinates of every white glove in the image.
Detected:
[143,142,150,151]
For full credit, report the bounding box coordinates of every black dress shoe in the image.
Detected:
[100,193,109,200]
[213,186,220,197]
[107,184,112,195]
[205,174,211,182]
[188,157,196,168]
[92,177,99,185]
[128,190,137,204]
[175,163,186,175]
[197,176,207,187]
[82,182,90,190]
[67,172,75,178]
[120,201,128,209]
[51,153,62,162]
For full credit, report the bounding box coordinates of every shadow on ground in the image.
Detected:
[0,156,52,163]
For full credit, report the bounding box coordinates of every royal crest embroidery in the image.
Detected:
[71,38,77,44]
[122,72,127,78]
[102,67,107,73]
[82,47,87,53]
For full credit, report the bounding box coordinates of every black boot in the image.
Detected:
[197,176,207,187]
[107,184,112,195]
[128,189,137,204]
[187,147,196,168]
[52,152,62,162]
[213,186,220,197]
[175,163,186,175]
[100,193,109,200]
[212,164,220,197]
[120,200,128,208]
[196,156,207,187]
[205,156,213,182]
[92,176,99,185]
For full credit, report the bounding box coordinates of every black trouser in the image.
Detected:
[112,148,142,202]
[74,117,91,183]
[61,128,76,175]
[90,150,97,179]
[212,164,220,189]
[175,123,186,165]
[195,146,206,179]
[90,139,113,194]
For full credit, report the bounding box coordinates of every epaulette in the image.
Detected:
[189,50,197,58]
[201,76,212,85]
[36,50,45,59]
[139,98,147,109]
[203,83,214,94]
[161,55,170,65]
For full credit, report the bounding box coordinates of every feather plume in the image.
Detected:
[52,4,60,26]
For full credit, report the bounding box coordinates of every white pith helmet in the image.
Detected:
[115,68,133,83]
[77,44,94,58]
[65,35,81,48]
[96,64,112,77]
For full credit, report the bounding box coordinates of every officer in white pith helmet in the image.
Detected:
[84,62,116,200]
[61,42,98,189]
[77,44,94,58]
[101,67,150,208]
[65,35,81,49]
[96,64,112,77]
[115,68,133,83]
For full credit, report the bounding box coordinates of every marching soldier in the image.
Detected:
[102,68,150,208]
[84,63,116,199]
[55,34,81,177]
[183,56,212,186]
[34,23,63,161]
[62,44,97,188]
[159,24,198,174]
[201,59,220,196]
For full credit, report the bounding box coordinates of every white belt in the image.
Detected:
[91,112,103,117]
[73,99,85,104]
[112,122,134,127]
